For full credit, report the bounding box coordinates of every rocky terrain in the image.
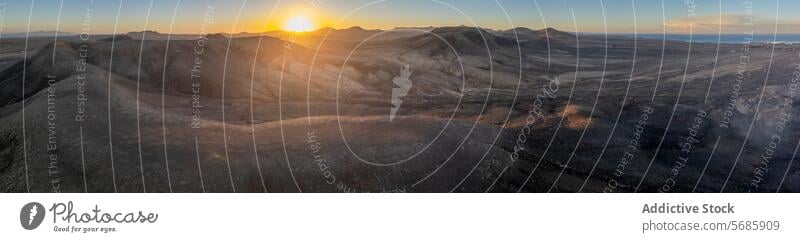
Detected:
[0,26,798,192]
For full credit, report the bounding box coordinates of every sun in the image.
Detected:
[284,15,314,32]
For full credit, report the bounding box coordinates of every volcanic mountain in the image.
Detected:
[0,26,798,193]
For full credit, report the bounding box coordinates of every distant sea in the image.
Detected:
[630,34,800,44]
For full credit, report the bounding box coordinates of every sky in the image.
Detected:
[0,0,796,35]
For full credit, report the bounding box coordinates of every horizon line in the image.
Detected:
[5,26,800,37]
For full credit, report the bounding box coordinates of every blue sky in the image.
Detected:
[0,0,794,34]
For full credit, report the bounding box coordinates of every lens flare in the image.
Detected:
[284,15,314,32]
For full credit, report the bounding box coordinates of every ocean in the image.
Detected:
[631,34,800,44]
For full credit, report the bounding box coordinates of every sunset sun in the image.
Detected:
[284,15,314,32]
